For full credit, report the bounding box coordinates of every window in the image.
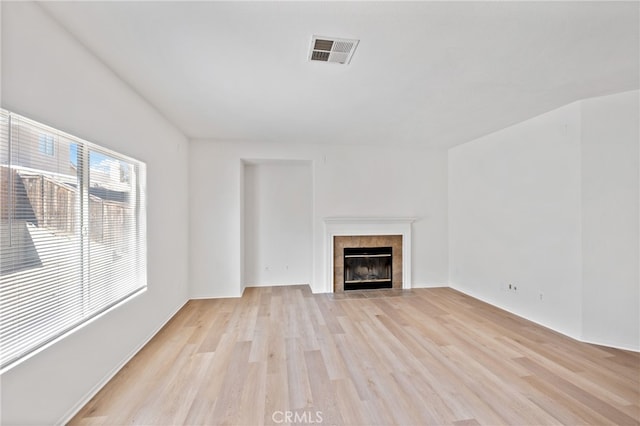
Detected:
[0,110,147,371]
[38,134,55,156]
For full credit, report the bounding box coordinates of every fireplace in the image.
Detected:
[333,234,402,292]
[344,247,392,290]
[324,217,415,293]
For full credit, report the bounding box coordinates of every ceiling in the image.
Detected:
[40,1,639,148]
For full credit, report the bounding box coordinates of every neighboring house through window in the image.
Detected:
[38,134,55,156]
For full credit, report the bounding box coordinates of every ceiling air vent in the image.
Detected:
[309,36,359,64]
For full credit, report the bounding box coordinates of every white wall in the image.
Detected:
[1,3,634,425]
[581,91,639,349]
[190,141,449,298]
[449,102,583,338]
[449,90,640,350]
[243,161,313,288]
[1,3,190,424]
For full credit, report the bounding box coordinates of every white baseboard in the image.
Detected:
[410,282,449,289]
[58,298,190,425]
[190,293,242,299]
[244,282,310,289]
[578,337,639,353]
[449,285,639,353]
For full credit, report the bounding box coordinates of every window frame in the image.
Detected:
[0,109,147,372]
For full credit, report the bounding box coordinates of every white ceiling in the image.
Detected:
[40,1,639,148]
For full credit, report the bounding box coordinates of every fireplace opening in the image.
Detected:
[344,246,392,290]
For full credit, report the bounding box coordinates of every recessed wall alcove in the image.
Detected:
[242,160,313,289]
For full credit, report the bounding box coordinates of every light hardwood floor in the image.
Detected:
[70,286,640,425]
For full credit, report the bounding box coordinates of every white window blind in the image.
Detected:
[0,110,147,371]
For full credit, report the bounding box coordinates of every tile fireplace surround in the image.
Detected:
[323,217,416,293]
[334,235,402,292]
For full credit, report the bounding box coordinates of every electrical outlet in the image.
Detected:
[539,292,543,301]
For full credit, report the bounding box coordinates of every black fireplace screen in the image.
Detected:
[344,246,392,290]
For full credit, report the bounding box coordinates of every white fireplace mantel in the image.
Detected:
[323,217,417,293]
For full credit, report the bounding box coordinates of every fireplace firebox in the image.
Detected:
[343,246,392,290]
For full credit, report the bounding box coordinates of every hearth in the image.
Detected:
[343,246,392,290]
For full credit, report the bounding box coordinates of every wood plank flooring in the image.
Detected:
[70,286,640,425]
